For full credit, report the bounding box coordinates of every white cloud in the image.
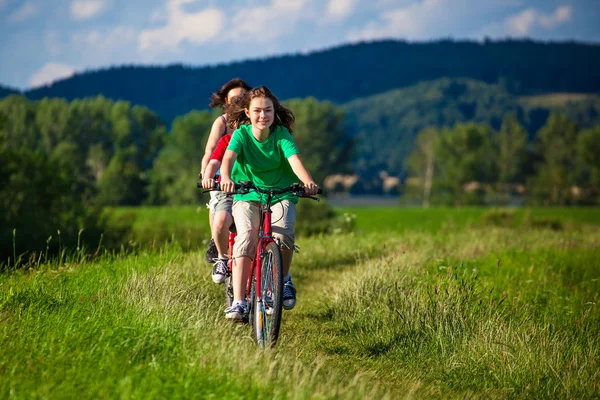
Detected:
[73,26,136,48]
[70,26,137,65]
[539,6,571,29]
[138,1,225,52]
[139,0,316,56]
[505,8,537,35]
[70,0,107,21]
[348,1,573,42]
[347,0,441,41]
[29,62,76,88]
[481,6,572,37]
[8,2,37,23]
[225,0,314,43]
[325,0,357,21]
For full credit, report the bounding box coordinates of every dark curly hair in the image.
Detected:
[226,86,295,133]
[209,78,252,108]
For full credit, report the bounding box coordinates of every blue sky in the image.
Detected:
[1,0,599,90]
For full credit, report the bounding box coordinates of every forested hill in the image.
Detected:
[343,78,600,177]
[22,39,600,123]
[0,85,18,98]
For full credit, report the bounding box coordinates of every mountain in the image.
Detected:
[0,85,19,98]
[343,78,600,177]
[21,39,600,123]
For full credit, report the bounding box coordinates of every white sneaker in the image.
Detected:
[212,258,228,284]
[225,303,247,321]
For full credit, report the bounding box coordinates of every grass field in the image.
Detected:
[1,207,599,399]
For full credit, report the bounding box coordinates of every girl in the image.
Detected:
[220,86,319,320]
[201,98,245,284]
[200,78,251,261]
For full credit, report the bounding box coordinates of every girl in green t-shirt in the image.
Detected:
[220,86,319,321]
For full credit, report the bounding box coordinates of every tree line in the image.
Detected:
[405,114,600,206]
[2,88,598,263]
[0,94,350,262]
[344,78,600,183]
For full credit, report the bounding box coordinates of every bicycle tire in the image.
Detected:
[225,233,236,308]
[224,276,234,308]
[251,241,284,348]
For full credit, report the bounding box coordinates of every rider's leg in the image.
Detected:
[212,192,233,259]
[281,249,293,277]
[272,200,297,310]
[231,201,260,302]
[208,191,216,230]
[213,211,233,258]
[232,256,252,302]
[271,200,296,276]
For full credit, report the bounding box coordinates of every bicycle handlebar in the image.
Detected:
[196,180,323,199]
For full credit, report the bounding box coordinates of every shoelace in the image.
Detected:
[225,304,247,315]
[283,282,295,298]
[214,260,228,275]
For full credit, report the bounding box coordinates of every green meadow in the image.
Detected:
[1,207,599,399]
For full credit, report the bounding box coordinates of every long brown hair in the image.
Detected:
[209,78,251,108]
[226,86,295,133]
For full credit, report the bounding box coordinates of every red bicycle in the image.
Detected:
[202,180,321,348]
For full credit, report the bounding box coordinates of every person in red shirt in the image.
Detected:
[202,132,234,283]
[200,78,251,263]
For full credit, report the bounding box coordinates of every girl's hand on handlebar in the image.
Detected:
[202,177,216,190]
[303,181,319,196]
[220,178,236,193]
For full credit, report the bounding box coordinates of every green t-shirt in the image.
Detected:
[227,124,300,203]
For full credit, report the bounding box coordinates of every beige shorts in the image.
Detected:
[208,191,233,214]
[232,200,296,259]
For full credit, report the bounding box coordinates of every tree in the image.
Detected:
[492,114,528,201]
[0,143,112,262]
[435,123,494,205]
[405,127,440,207]
[576,126,600,203]
[528,114,578,205]
[147,110,213,205]
[97,148,144,206]
[494,114,528,184]
[284,97,352,185]
[0,95,169,261]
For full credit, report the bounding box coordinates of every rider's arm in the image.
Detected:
[287,154,319,194]
[201,159,222,189]
[200,116,227,177]
[220,150,238,192]
[204,159,221,178]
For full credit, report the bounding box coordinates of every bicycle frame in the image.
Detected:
[245,201,277,304]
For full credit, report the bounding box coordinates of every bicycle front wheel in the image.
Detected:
[251,241,284,348]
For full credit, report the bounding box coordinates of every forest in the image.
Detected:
[0,94,350,260]
[1,39,600,261]
[344,78,600,179]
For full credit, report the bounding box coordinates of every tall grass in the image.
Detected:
[0,243,389,399]
[1,209,599,398]
[285,228,600,398]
